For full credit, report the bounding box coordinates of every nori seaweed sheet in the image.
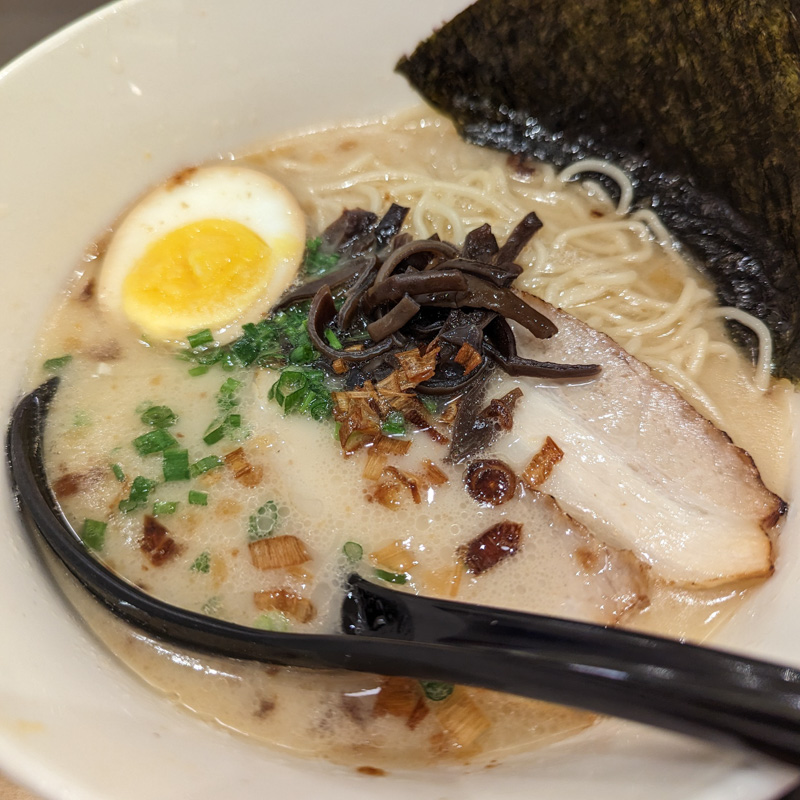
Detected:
[397,0,800,379]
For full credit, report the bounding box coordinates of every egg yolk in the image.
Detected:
[122,218,278,333]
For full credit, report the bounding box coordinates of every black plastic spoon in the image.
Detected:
[7,378,800,766]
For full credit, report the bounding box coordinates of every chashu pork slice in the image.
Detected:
[498,293,786,588]
[456,489,649,625]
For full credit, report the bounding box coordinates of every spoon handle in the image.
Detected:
[344,576,800,765]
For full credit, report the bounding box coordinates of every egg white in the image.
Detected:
[97,165,306,344]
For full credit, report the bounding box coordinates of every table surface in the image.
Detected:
[1,1,800,799]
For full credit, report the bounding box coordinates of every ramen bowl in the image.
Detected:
[1,1,800,798]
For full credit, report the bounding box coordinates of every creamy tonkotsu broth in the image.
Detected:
[28,110,792,769]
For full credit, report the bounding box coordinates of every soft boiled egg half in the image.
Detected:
[97,165,306,343]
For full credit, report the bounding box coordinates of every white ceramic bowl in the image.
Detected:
[1,2,799,798]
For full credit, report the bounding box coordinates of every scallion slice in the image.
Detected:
[203,425,225,446]
[118,476,156,513]
[380,410,406,437]
[218,377,242,400]
[73,411,91,428]
[374,568,407,585]
[303,237,340,275]
[43,354,73,372]
[189,455,223,478]
[248,500,278,540]
[162,448,190,482]
[343,541,363,562]
[188,490,208,506]
[219,352,237,371]
[420,395,438,415]
[289,343,315,364]
[254,611,290,632]
[111,463,125,482]
[152,500,178,516]
[273,370,307,407]
[324,329,342,350]
[140,405,178,428]
[133,428,178,456]
[187,329,214,348]
[191,550,211,573]
[419,680,454,701]
[201,596,221,616]
[80,519,106,550]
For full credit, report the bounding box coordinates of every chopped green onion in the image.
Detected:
[73,411,91,428]
[219,351,237,371]
[188,490,208,506]
[274,370,306,403]
[374,568,407,585]
[324,329,342,350]
[343,541,363,562]
[309,397,332,421]
[43,354,73,372]
[419,680,454,702]
[140,405,178,428]
[420,395,438,415]
[189,455,223,478]
[162,448,190,482]
[180,301,320,376]
[279,376,311,414]
[289,343,315,364]
[80,519,106,550]
[188,365,210,377]
[191,551,211,573]
[133,428,178,456]
[219,376,241,393]
[202,379,245,445]
[187,329,214,348]
[231,337,259,368]
[201,596,222,616]
[217,377,242,414]
[380,410,406,437]
[203,425,225,446]
[303,237,340,275]
[270,367,333,419]
[111,463,125,482]
[248,500,278,541]
[152,500,178,516]
[118,476,157,513]
[254,611,291,632]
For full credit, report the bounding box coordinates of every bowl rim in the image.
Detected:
[1,2,799,799]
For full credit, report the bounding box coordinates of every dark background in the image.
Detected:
[0,2,799,799]
[0,0,102,66]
